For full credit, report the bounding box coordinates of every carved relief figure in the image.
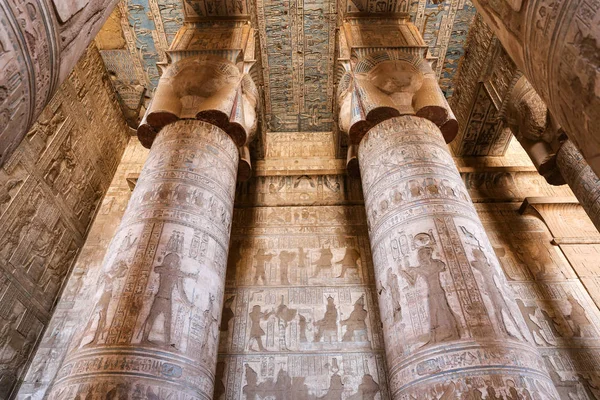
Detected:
[347,375,380,400]
[24,221,58,281]
[470,248,525,339]
[315,369,341,400]
[312,246,333,277]
[220,295,235,332]
[341,295,369,343]
[81,259,128,346]
[516,300,553,346]
[200,294,219,362]
[336,241,361,278]
[279,251,296,285]
[402,246,459,343]
[564,294,592,338]
[247,305,273,352]
[141,253,197,345]
[253,249,274,284]
[314,296,338,343]
[384,267,402,323]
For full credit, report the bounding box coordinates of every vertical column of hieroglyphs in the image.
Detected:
[337,18,560,398]
[470,0,600,177]
[45,15,259,398]
[0,44,129,398]
[0,0,120,167]
[217,131,390,400]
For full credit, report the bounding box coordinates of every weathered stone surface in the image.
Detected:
[46,120,239,399]
[472,0,600,177]
[359,116,558,398]
[0,43,128,398]
[0,0,119,167]
[479,202,600,397]
[557,140,600,233]
[17,139,149,400]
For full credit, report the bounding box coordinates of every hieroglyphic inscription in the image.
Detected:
[46,121,239,399]
[358,116,558,398]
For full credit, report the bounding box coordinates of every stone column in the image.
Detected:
[470,0,600,176]
[557,139,600,233]
[357,116,558,398]
[0,0,119,166]
[504,75,600,232]
[47,120,238,399]
[337,39,559,395]
[46,47,257,397]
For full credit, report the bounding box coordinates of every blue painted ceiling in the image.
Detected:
[99,0,476,132]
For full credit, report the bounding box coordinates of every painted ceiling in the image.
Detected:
[97,0,476,132]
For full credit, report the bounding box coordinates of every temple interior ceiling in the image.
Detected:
[96,0,476,133]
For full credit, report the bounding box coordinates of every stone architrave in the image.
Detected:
[46,119,239,399]
[471,0,600,176]
[0,0,119,167]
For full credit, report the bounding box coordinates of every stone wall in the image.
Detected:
[0,44,129,398]
[17,129,600,399]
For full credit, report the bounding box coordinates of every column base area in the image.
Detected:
[388,340,557,398]
[49,348,214,400]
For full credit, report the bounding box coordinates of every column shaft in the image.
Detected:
[471,0,600,176]
[48,120,238,399]
[0,0,119,166]
[359,116,558,398]
[557,139,600,233]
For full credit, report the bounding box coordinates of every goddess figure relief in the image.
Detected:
[401,246,460,344]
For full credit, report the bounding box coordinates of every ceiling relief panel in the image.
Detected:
[257,0,337,132]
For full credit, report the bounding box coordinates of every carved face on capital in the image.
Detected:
[368,61,423,96]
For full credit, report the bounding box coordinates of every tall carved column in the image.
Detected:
[557,139,600,233]
[504,75,600,232]
[357,116,558,398]
[0,0,119,166]
[470,0,600,176]
[46,24,258,396]
[337,20,559,397]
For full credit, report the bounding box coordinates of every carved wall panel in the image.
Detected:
[17,140,147,400]
[477,202,600,398]
[219,203,389,399]
[0,44,129,398]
